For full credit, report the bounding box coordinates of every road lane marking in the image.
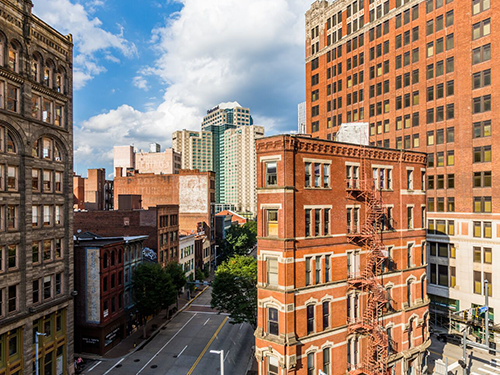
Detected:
[184,311,229,315]
[177,345,188,358]
[428,349,459,362]
[136,313,198,375]
[224,350,230,362]
[484,365,500,373]
[87,361,101,373]
[478,368,498,375]
[239,324,243,330]
[186,316,228,375]
[203,318,210,326]
[103,358,124,375]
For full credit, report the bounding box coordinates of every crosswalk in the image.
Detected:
[472,359,500,375]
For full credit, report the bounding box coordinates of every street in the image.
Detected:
[84,288,255,375]
[428,333,499,375]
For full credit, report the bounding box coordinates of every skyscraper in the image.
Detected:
[0,1,74,373]
[305,0,497,333]
[172,130,213,172]
[298,101,307,134]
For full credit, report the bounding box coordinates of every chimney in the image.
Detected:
[115,167,123,177]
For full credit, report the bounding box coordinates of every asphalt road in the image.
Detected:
[428,332,499,375]
[85,288,255,375]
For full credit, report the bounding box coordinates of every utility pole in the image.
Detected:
[462,328,467,375]
[35,331,47,375]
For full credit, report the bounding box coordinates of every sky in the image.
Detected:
[32,0,310,178]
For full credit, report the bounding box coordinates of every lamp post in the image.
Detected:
[214,245,219,270]
[210,349,224,375]
[35,331,47,375]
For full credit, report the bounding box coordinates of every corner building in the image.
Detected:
[305,0,499,331]
[0,0,74,374]
[255,135,429,375]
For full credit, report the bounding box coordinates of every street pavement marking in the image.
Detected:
[185,311,229,315]
[177,345,188,358]
[224,350,230,362]
[485,365,500,373]
[87,361,101,373]
[103,358,124,375]
[428,349,460,362]
[478,368,499,375]
[136,313,198,375]
[186,316,229,375]
[203,318,210,326]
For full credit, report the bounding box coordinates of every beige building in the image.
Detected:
[0,1,75,374]
[202,101,252,127]
[113,144,180,176]
[172,130,213,172]
[224,125,264,215]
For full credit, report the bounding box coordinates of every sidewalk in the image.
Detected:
[77,286,208,360]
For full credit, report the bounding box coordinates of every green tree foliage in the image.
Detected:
[223,221,257,257]
[165,261,187,292]
[132,263,176,337]
[211,255,257,327]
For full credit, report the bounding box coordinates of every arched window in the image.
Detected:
[0,33,6,67]
[111,251,116,266]
[408,318,414,349]
[54,144,62,162]
[103,252,108,268]
[8,42,18,72]
[119,249,123,264]
[267,307,278,335]
[32,138,40,158]
[6,132,16,154]
[32,53,42,82]
[44,60,53,87]
[56,67,65,94]
[407,280,413,306]
[421,276,427,301]
[42,137,52,159]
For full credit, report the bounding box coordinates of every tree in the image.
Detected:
[223,221,257,257]
[132,263,176,338]
[211,255,257,327]
[165,262,187,309]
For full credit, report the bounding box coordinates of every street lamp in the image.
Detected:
[35,331,47,375]
[210,349,224,375]
[214,245,219,269]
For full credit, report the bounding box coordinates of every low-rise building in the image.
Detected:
[179,234,195,281]
[74,233,147,355]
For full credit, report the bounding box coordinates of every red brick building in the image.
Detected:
[255,135,429,375]
[305,0,499,327]
[74,205,179,264]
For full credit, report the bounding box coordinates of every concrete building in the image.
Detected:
[73,233,147,355]
[179,234,195,281]
[114,169,216,243]
[304,0,499,332]
[172,130,213,172]
[298,101,307,134]
[224,125,264,214]
[0,2,75,374]
[255,135,429,375]
[114,145,180,176]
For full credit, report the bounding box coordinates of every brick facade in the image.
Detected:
[255,135,429,375]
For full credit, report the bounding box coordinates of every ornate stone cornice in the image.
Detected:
[256,135,427,165]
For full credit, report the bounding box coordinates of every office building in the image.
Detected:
[298,101,307,134]
[305,0,498,330]
[172,130,213,172]
[113,144,180,176]
[0,1,74,373]
[255,135,429,375]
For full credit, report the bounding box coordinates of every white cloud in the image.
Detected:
[133,76,150,91]
[72,0,309,172]
[32,0,136,89]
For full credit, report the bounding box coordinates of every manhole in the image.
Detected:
[151,365,158,369]
[115,364,122,368]
[134,359,140,362]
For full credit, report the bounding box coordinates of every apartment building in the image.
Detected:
[113,144,180,176]
[255,135,429,375]
[172,130,213,172]
[305,0,498,329]
[224,125,264,214]
[298,102,307,134]
[0,1,74,374]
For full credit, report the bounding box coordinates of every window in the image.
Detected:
[473,120,491,138]
[307,353,315,375]
[473,69,491,89]
[33,279,40,304]
[473,44,491,65]
[8,285,17,313]
[43,205,52,226]
[307,305,315,334]
[473,171,492,188]
[32,241,40,264]
[473,0,491,15]
[473,197,492,213]
[473,18,491,40]
[407,206,413,229]
[305,209,311,237]
[325,255,330,283]
[305,162,311,187]
[7,244,16,269]
[267,356,279,375]
[315,255,321,284]
[268,308,278,335]
[322,301,330,330]
[267,258,278,286]
[474,271,482,294]
[306,257,312,285]
[324,209,330,235]
[323,347,331,375]
[43,276,51,300]
[265,162,277,186]
[7,205,17,230]
[473,146,491,163]
[266,210,278,237]
[407,170,413,190]
[55,172,62,192]
[7,166,17,191]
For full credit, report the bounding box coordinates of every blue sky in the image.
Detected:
[32,0,309,178]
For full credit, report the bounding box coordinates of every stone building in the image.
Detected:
[304,0,499,330]
[255,135,429,375]
[0,1,74,374]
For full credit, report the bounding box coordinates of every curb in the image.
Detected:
[78,286,210,361]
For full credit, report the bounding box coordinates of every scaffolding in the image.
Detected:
[346,148,389,375]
